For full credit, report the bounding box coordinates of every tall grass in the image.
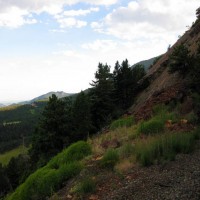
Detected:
[100,149,119,170]
[7,141,91,200]
[75,177,96,195]
[135,132,195,166]
[110,116,134,130]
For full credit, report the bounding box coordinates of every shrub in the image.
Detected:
[100,149,119,169]
[135,132,195,166]
[137,119,165,135]
[110,116,134,130]
[75,177,96,195]
[7,141,91,200]
[119,143,135,159]
[48,141,91,167]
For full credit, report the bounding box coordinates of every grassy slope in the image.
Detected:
[0,145,28,166]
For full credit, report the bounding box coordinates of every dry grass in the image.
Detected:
[115,158,135,173]
[87,125,138,155]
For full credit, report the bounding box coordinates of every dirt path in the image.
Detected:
[101,143,200,200]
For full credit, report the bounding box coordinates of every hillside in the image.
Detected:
[132,55,161,71]
[0,101,46,153]
[1,8,200,200]
[20,91,74,104]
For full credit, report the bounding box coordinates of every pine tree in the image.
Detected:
[30,94,69,165]
[71,91,92,140]
[90,63,115,131]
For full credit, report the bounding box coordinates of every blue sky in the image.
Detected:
[0,0,199,103]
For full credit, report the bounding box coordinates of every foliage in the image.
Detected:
[71,91,92,141]
[0,164,10,198]
[113,60,146,109]
[6,154,32,190]
[30,95,71,165]
[137,119,165,135]
[135,132,195,166]
[168,44,192,76]
[0,145,28,166]
[0,102,46,153]
[118,143,135,159]
[110,116,134,130]
[100,149,119,170]
[75,177,96,195]
[89,63,115,130]
[7,141,91,200]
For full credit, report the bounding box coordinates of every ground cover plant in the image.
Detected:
[6,141,91,200]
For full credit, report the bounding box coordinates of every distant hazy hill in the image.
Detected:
[31,91,73,102]
[0,103,5,108]
[132,55,162,70]
[21,91,74,104]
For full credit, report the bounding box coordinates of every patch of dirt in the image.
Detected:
[133,83,185,122]
[99,141,200,200]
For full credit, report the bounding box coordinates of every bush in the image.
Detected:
[137,119,165,135]
[119,143,135,159]
[76,177,96,195]
[48,141,92,168]
[135,132,195,166]
[110,116,134,130]
[7,141,91,200]
[100,149,119,169]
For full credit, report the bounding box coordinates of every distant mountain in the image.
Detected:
[132,55,162,71]
[0,103,5,108]
[20,91,74,105]
[30,91,73,102]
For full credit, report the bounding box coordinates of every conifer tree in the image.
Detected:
[90,63,115,131]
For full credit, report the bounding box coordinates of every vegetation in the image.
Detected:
[0,102,46,153]
[75,177,96,195]
[137,119,165,135]
[100,149,119,170]
[0,145,28,166]
[135,132,196,166]
[6,141,91,200]
[110,116,134,130]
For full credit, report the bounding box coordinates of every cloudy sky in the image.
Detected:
[0,0,199,103]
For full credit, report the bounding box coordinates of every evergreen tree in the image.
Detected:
[169,44,192,76]
[71,91,92,140]
[0,164,10,197]
[30,94,69,165]
[90,63,115,131]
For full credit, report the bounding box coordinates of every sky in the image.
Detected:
[0,0,199,103]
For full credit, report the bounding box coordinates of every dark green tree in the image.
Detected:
[30,95,69,165]
[71,91,92,140]
[6,155,31,190]
[113,59,146,109]
[169,44,192,76]
[90,63,115,131]
[0,164,10,198]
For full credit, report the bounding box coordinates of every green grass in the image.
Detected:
[0,145,28,166]
[100,149,119,170]
[7,141,91,200]
[137,119,165,135]
[135,132,196,166]
[75,177,96,195]
[110,116,134,130]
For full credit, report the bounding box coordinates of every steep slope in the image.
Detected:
[132,55,161,71]
[130,17,200,121]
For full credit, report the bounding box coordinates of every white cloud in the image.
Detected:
[63,7,99,17]
[82,39,117,52]
[0,6,37,28]
[92,0,199,43]
[0,0,117,28]
[57,17,87,28]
